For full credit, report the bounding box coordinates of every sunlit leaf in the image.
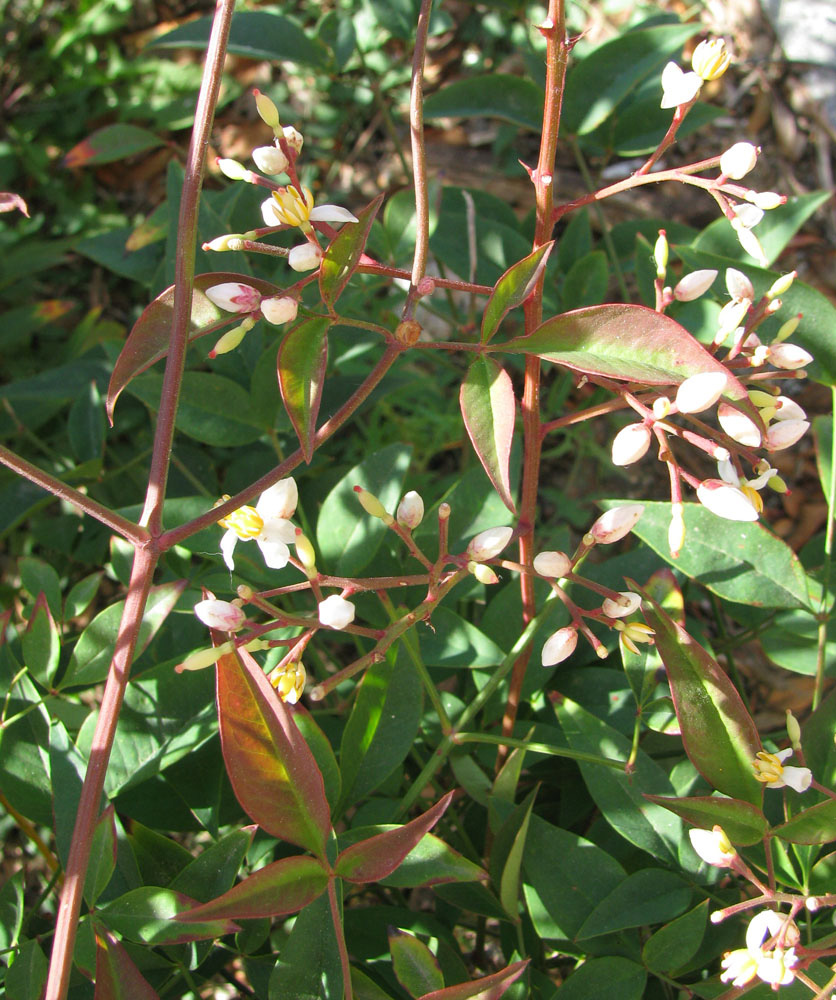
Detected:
[481,243,553,343]
[320,195,383,308]
[643,794,767,845]
[277,316,331,462]
[460,358,516,513]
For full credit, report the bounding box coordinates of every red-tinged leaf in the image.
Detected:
[389,928,444,998]
[93,927,160,1000]
[636,585,762,805]
[494,304,759,422]
[217,646,331,859]
[176,855,328,921]
[643,794,767,845]
[460,357,516,514]
[106,272,283,422]
[0,191,29,216]
[63,124,164,168]
[335,790,454,883]
[417,959,529,1000]
[772,800,836,845]
[21,592,60,687]
[277,316,331,463]
[95,887,239,945]
[481,243,554,343]
[319,195,383,308]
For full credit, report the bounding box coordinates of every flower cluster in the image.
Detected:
[721,911,799,989]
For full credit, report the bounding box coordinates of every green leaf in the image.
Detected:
[269,893,343,1000]
[60,581,186,689]
[417,960,529,1000]
[642,794,767,845]
[21,593,60,687]
[389,929,445,998]
[68,379,106,463]
[772,800,836,845]
[92,929,159,1000]
[423,75,544,131]
[18,556,61,620]
[561,250,609,310]
[6,938,48,1000]
[418,608,506,668]
[278,316,332,462]
[64,572,102,622]
[177,855,329,921]
[562,23,698,135]
[814,415,833,505]
[128,371,266,446]
[293,708,342,813]
[481,243,554,343]
[62,124,164,167]
[802,688,836,788]
[612,500,815,610]
[496,788,536,919]
[555,958,645,999]
[642,900,709,974]
[320,196,382,308]
[149,11,328,66]
[170,827,254,903]
[317,443,412,576]
[377,832,486,888]
[639,590,763,804]
[460,358,516,513]
[339,644,422,810]
[96,887,238,945]
[576,869,691,938]
[217,646,331,859]
[84,806,117,907]
[0,670,52,825]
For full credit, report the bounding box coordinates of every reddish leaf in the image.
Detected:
[389,928,445,997]
[63,124,164,167]
[277,316,331,463]
[773,800,836,845]
[0,192,29,216]
[93,928,160,1000]
[494,304,759,421]
[335,791,454,883]
[643,794,767,845]
[481,242,554,343]
[417,959,529,1000]
[460,358,516,514]
[106,272,283,422]
[217,646,331,859]
[637,586,762,805]
[319,194,383,308]
[21,592,60,686]
[176,855,328,921]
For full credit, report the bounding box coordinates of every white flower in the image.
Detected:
[725,268,754,303]
[691,37,731,80]
[689,826,736,867]
[660,61,702,109]
[396,490,424,529]
[673,269,716,302]
[773,396,806,422]
[467,525,513,561]
[768,342,813,370]
[541,626,577,666]
[611,423,651,466]
[261,186,358,229]
[205,282,261,313]
[281,125,304,153]
[732,203,764,230]
[602,592,641,618]
[260,296,298,325]
[194,599,246,632]
[318,594,355,630]
[696,479,759,521]
[720,142,759,180]
[589,505,644,544]
[746,910,799,986]
[268,661,306,704]
[753,748,812,792]
[216,479,298,571]
[732,220,768,266]
[717,457,777,515]
[717,402,762,447]
[252,145,289,175]
[288,243,323,272]
[676,371,728,414]
[533,550,572,578]
[720,948,759,988]
[766,419,809,451]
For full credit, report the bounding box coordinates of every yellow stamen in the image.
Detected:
[741,485,764,514]
[753,751,784,784]
[271,186,314,228]
[215,495,264,539]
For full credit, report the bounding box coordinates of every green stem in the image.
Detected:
[455,732,626,770]
[328,877,354,1000]
[813,386,836,710]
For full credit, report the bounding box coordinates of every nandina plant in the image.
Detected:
[2,2,835,999]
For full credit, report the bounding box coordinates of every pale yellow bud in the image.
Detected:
[654,230,668,279]
[354,486,394,525]
[254,89,280,129]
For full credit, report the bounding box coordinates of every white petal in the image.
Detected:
[590,505,644,544]
[256,479,298,520]
[717,457,739,486]
[318,594,356,629]
[773,397,806,421]
[673,269,716,302]
[194,599,246,631]
[611,423,651,466]
[746,909,784,952]
[533,550,572,578]
[256,539,290,569]
[660,63,702,108]
[309,204,358,224]
[765,419,809,451]
[541,627,577,666]
[220,530,239,570]
[697,481,759,521]
[768,343,813,370]
[718,403,762,447]
[676,371,728,414]
[467,526,514,561]
[780,766,812,793]
[261,197,283,227]
[602,592,641,618]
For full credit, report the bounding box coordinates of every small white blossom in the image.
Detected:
[765,419,809,451]
[696,480,759,521]
[194,599,246,632]
[720,142,759,179]
[288,243,323,272]
[673,269,716,302]
[318,594,356,630]
[731,220,768,266]
[533,550,572,578]
[396,491,424,529]
[768,343,813,370]
[541,626,577,666]
[252,145,289,175]
[746,910,799,987]
[689,826,736,867]
[602,592,641,618]
[725,268,754,303]
[676,371,728,414]
[589,505,644,544]
[205,282,261,313]
[260,296,298,325]
[717,402,762,447]
[611,423,651,466]
[216,479,298,571]
[732,203,764,230]
[660,62,702,109]
[746,190,783,211]
[691,37,731,80]
[467,525,513,561]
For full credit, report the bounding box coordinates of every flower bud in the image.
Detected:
[611,423,652,466]
[294,529,317,574]
[668,503,685,556]
[589,505,644,544]
[541,626,578,666]
[767,271,796,299]
[773,396,806,421]
[746,190,784,211]
[354,486,394,524]
[717,402,762,447]
[689,826,736,867]
[467,525,513,561]
[217,157,249,180]
[725,268,754,303]
[786,709,802,749]
[204,233,246,252]
[696,480,758,521]
[210,317,256,357]
[675,371,728,414]
[206,282,261,313]
[269,661,306,704]
[691,38,731,80]
[775,314,801,343]
[469,562,499,585]
[397,490,424,529]
[288,243,322,272]
[732,203,764,230]
[602,592,641,618]
[652,396,671,420]
[253,89,280,129]
[673,269,717,302]
[252,145,289,175]
[533,550,572,578]
[719,142,758,180]
[768,343,813,370]
[731,221,767,266]
[194,599,246,632]
[318,594,355,630]
[177,641,233,672]
[281,125,304,152]
[260,296,298,325]
[765,419,809,451]
[654,230,668,279]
